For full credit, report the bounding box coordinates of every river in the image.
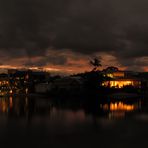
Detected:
[0,95,148,148]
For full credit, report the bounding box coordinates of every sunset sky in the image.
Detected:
[0,0,148,73]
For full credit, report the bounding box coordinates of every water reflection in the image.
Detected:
[0,96,146,121]
[0,96,147,148]
[100,100,142,119]
[109,102,135,111]
[0,97,11,113]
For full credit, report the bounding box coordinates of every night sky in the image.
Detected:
[0,0,148,73]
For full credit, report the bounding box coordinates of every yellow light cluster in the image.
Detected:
[102,80,137,88]
[110,102,134,111]
[113,72,124,77]
[0,81,9,85]
[102,102,135,111]
[106,73,114,78]
[106,72,125,78]
[110,80,133,88]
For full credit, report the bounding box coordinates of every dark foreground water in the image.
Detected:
[0,95,148,148]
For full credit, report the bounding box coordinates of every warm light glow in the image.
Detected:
[106,72,125,78]
[102,101,138,112]
[0,99,8,113]
[106,73,114,78]
[110,80,133,88]
[113,72,125,77]
[110,102,134,111]
[25,88,28,94]
[101,101,140,119]
[102,80,141,88]
[10,90,13,94]
[9,97,13,108]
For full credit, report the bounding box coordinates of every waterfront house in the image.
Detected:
[102,68,141,89]
[0,74,12,96]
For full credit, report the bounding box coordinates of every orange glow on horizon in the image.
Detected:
[0,64,147,74]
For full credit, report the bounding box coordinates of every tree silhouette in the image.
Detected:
[90,58,102,71]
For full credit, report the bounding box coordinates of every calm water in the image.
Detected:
[0,95,148,148]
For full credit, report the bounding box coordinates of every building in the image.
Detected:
[8,69,50,93]
[0,74,12,96]
[102,67,141,89]
[102,78,141,88]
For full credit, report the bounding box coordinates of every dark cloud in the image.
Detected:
[24,54,67,67]
[0,0,147,70]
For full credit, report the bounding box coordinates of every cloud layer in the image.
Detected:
[0,0,147,72]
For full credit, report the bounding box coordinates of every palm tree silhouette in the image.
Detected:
[90,58,102,71]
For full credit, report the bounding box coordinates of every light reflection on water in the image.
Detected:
[0,96,146,121]
[0,97,142,119]
[0,96,148,147]
[100,100,142,119]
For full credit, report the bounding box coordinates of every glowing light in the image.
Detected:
[25,88,28,94]
[102,102,135,111]
[0,99,8,113]
[102,80,141,88]
[113,72,124,77]
[110,102,134,111]
[106,72,125,78]
[10,90,13,94]
[110,80,133,88]
[9,97,13,108]
[107,73,114,78]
